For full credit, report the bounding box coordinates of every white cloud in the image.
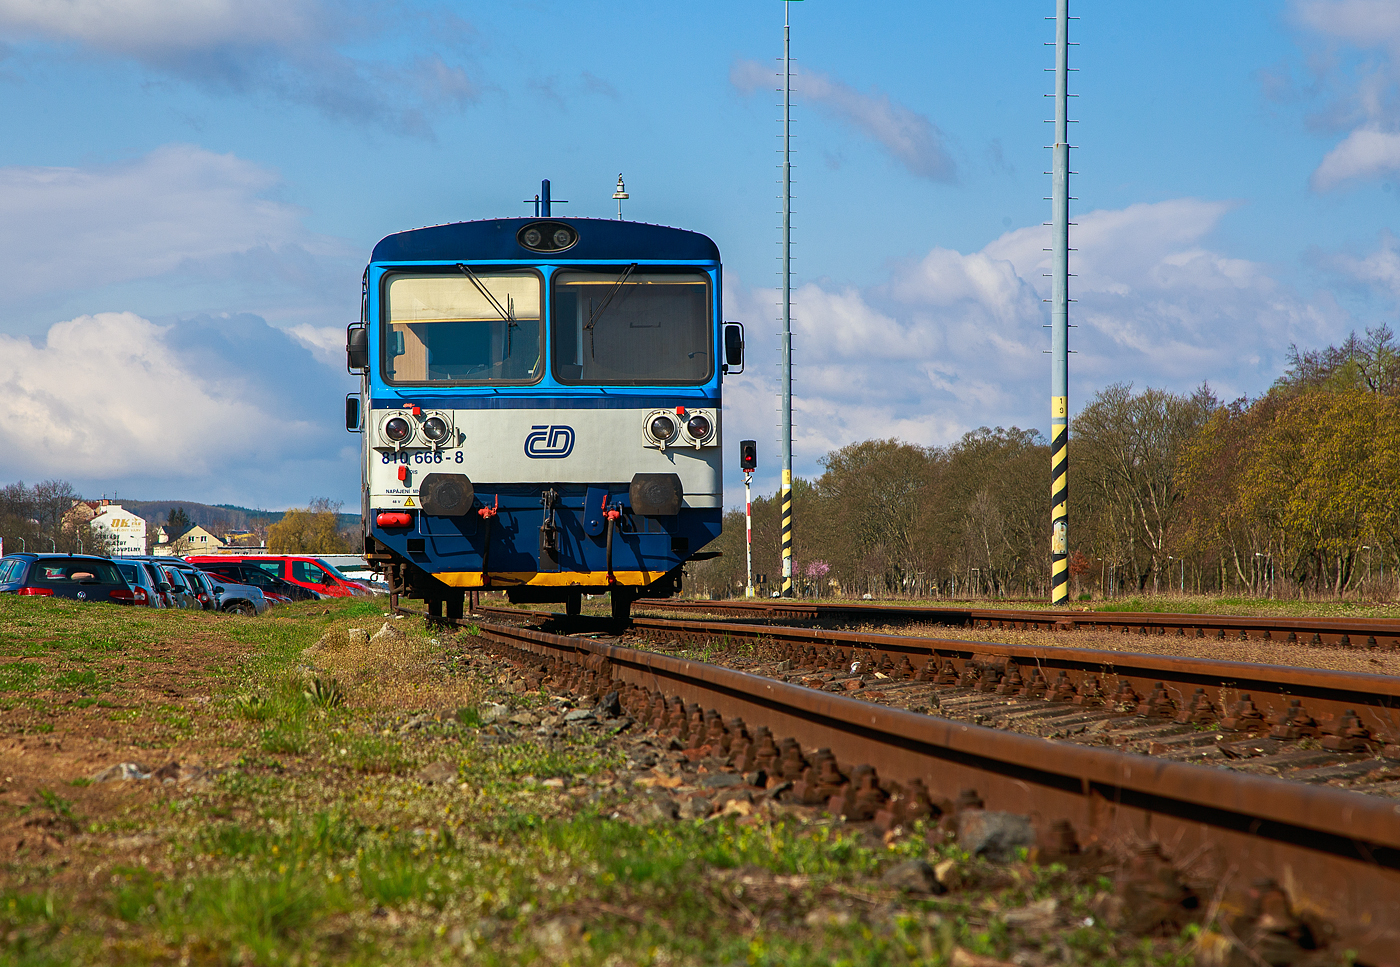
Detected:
[723,198,1347,500]
[0,311,356,503]
[0,144,328,299]
[1294,0,1400,52]
[288,324,345,367]
[1319,229,1400,298]
[0,0,479,134]
[0,0,319,53]
[1289,2,1400,189]
[731,59,955,183]
[1310,126,1400,189]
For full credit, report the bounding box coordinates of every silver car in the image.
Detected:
[155,563,201,609]
[167,562,266,615]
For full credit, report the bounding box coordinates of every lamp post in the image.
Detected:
[612,174,628,220]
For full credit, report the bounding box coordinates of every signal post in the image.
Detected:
[740,440,757,598]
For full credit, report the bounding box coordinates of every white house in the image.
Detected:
[89,504,147,556]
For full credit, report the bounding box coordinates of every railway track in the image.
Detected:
[411,603,1400,961]
[640,597,1400,650]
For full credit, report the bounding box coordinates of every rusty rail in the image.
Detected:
[458,614,1400,962]
[480,605,1400,750]
[640,598,1400,650]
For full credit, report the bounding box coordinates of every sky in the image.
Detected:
[1,0,1398,512]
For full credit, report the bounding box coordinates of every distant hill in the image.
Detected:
[122,501,359,535]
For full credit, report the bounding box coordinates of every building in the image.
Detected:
[155,524,227,556]
[89,504,148,556]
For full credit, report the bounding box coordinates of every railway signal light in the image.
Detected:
[740,440,757,472]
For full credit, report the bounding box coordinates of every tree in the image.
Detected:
[268,500,351,554]
[165,506,193,541]
[1275,325,1400,397]
[1074,384,1217,592]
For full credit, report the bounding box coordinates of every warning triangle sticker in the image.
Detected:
[404,497,416,507]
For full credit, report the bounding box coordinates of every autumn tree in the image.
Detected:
[268,499,351,554]
[1074,383,1217,592]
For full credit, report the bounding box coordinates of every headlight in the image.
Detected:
[649,415,676,443]
[553,228,574,248]
[522,227,542,248]
[686,414,711,440]
[422,416,449,444]
[384,416,411,443]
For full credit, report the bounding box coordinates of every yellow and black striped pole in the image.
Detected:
[778,1,797,597]
[780,469,793,596]
[1051,399,1068,604]
[1049,0,1071,606]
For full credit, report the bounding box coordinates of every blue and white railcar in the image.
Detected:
[346,203,743,619]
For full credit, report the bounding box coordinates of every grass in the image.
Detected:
[0,594,1320,966]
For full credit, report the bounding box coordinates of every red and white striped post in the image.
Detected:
[745,471,755,598]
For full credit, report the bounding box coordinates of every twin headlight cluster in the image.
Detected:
[643,408,716,451]
[380,411,455,450]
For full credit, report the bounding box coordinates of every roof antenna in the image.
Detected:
[524,179,568,217]
[612,173,629,220]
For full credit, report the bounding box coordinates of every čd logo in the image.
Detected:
[524,425,575,459]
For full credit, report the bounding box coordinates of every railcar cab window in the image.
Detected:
[382,270,543,384]
[551,270,711,384]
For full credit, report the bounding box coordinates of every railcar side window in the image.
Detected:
[382,271,543,384]
[551,271,711,385]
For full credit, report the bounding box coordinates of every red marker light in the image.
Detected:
[412,406,422,416]
[376,511,413,528]
[397,465,408,482]
[675,405,687,416]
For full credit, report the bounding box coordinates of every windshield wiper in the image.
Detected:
[456,263,519,358]
[583,262,638,358]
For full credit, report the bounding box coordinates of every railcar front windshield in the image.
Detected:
[382,270,542,384]
[551,270,711,385]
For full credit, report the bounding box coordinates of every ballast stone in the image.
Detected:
[881,859,944,895]
[479,703,510,725]
[956,810,1036,863]
[370,622,405,643]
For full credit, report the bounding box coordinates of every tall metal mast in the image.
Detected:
[1049,0,1071,604]
[780,0,795,598]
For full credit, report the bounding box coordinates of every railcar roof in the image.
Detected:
[371,217,720,263]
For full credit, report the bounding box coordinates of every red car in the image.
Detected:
[185,555,368,598]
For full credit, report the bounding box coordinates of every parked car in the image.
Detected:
[118,556,269,615]
[112,560,163,607]
[186,556,369,599]
[151,562,200,609]
[0,554,137,604]
[190,560,317,603]
[191,569,267,616]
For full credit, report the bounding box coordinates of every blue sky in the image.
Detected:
[1,0,1398,511]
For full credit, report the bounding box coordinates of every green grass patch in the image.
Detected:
[0,661,43,692]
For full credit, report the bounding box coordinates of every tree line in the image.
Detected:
[690,327,1400,600]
